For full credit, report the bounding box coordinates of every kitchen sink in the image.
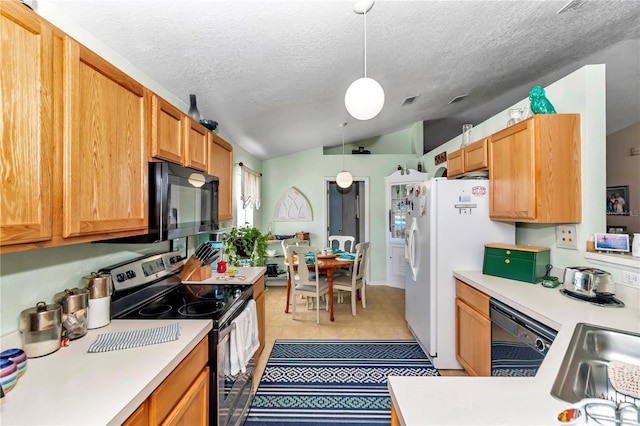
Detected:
[551,323,640,405]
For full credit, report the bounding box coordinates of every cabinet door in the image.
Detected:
[151,94,184,164]
[62,38,147,238]
[123,400,149,426]
[489,121,537,221]
[185,119,208,172]
[464,138,488,171]
[386,243,406,286]
[447,149,464,177]
[161,367,209,426]
[455,298,491,376]
[208,134,233,222]
[0,2,54,246]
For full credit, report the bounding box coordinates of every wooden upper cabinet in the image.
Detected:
[151,94,185,164]
[0,1,54,246]
[489,114,581,223]
[447,149,464,177]
[62,38,148,238]
[185,120,208,172]
[208,134,233,222]
[447,138,489,178]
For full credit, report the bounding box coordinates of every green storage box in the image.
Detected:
[482,244,550,284]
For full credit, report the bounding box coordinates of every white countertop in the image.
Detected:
[388,271,640,425]
[0,319,212,425]
[183,266,266,285]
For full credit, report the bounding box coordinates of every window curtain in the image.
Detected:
[240,165,261,209]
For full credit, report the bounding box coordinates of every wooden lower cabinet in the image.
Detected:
[391,402,401,426]
[254,275,266,361]
[124,336,209,426]
[455,279,491,376]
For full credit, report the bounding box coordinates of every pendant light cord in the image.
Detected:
[341,124,346,170]
[363,9,367,78]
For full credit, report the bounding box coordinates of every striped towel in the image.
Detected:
[87,323,181,353]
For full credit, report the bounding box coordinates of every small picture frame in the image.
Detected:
[594,233,630,252]
[606,186,630,215]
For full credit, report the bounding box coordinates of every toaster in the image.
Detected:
[563,267,615,298]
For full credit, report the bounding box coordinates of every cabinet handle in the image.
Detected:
[506,250,511,255]
[505,259,511,264]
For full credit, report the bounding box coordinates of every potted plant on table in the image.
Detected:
[223,226,269,266]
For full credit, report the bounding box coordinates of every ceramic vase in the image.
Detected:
[188,94,200,121]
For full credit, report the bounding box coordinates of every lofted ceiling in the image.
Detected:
[44,0,640,160]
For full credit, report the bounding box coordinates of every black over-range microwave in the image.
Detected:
[109,162,219,243]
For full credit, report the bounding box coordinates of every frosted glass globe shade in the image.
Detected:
[336,171,353,188]
[344,77,385,120]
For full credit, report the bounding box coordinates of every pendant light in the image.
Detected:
[336,123,353,188]
[344,0,384,121]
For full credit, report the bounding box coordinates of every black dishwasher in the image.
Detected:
[490,298,557,377]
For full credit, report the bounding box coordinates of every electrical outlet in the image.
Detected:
[556,224,578,249]
[621,270,640,286]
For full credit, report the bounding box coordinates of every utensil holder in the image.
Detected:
[189,265,212,282]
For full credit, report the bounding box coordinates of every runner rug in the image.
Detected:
[244,339,440,425]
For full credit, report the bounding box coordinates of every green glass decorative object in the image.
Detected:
[529,86,556,114]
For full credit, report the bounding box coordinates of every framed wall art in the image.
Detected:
[606,185,630,215]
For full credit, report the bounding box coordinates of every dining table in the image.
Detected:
[283,255,355,322]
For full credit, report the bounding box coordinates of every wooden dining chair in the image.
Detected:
[286,246,329,323]
[333,242,370,316]
[328,235,356,253]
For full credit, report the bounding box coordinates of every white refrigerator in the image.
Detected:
[404,178,515,369]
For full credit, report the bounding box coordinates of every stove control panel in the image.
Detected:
[100,251,184,292]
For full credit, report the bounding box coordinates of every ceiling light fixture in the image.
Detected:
[336,123,353,189]
[344,0,384,121]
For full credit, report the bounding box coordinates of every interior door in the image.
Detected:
[327,181,364,246]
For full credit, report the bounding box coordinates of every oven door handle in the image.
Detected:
[217,322,236,377]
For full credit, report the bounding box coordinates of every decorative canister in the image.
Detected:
[82,272,113,329]
[53,288,89,340]
[19,302,62,358]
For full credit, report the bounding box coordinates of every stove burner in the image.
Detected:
[138,304,173,316]
[559,289,625,307]
[176,285,222,300]
[178,301,226,317]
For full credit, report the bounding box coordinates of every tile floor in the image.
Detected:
[254,284,466,389]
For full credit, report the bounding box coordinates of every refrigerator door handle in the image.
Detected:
[408,217,419,282]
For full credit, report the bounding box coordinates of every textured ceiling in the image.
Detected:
[45,0,640,160]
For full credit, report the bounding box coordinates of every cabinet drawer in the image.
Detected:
[455,279,489,317]
[150,336,209,424]
[483,244,550,283]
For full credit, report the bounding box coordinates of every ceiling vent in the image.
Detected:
[448,94,468,104]
[557,0,587,14]
[401,95,419,106]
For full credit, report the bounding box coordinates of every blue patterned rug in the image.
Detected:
[491,341,544,377]
[244,340,440,425]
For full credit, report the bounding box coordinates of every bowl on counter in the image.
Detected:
[274,234,295,240]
